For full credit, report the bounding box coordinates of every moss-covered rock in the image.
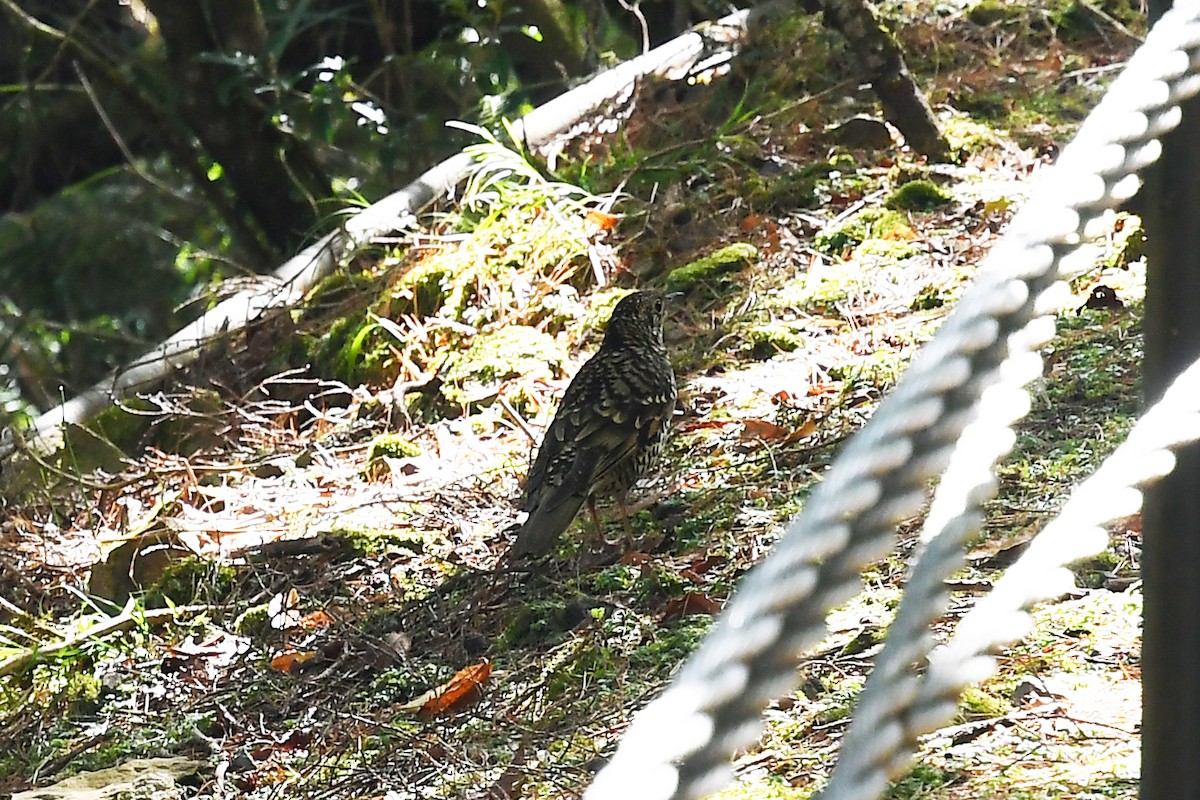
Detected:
[665,243,760,292]
[367,433,422,460]
[886,180,952,212]
[364,433,424,479]
[442,326,567,410]
[391,258,455,316]
[815,208,914,255]
[748,323,805,360]
[967,0,1021,26]
[145,558,236,608]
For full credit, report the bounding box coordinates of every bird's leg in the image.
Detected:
[617,499,635,552]
[588,497,604,542]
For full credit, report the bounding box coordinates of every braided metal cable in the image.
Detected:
[824,349,1200,798]
[820,6,1200,795]
[584,4,1200,799]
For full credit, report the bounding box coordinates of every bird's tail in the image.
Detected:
[511,493,587,558]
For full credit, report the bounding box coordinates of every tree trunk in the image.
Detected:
[803,0,950,161]
[141,0,333,264]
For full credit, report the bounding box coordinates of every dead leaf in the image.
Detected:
[270,649,319,673]
[268,589,303,630]
[740,213,766,232]
[686,555,724,575]
[967,529,1037,569]
[251,728,314,760]
[789,418,819,441]
[741,417,818,443]
[404,660,494,719]
[808,381,842,396]
[663,592,721,622]
[298,609,335,630]
[680,418,737,433]
[585,209,620,230]
[882,222,917,241]
[741,419,790,441]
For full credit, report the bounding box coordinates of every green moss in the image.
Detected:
[749,164,833,211]
[328,525,426,557]
[441,326,567,410]
[941,114,1004,157]
[855,238,922,261]
[665,243,760,292]
[499,598,589,648]
[308,311,392,385]
[56,422,131,475]
[304,269,377,310]
[748,322,805,359]
[815,208,911,255]
[887,765,953,799]
[364,434,424,479]
[151,389,226,454]
[886,180,952,212]
[633,563,689,600]
[958,685,1012,719]
[1074,548,1121,588]
[708,779,809,800]
[89,398,156,455]
[367,433,421,460]
[144,558,236,607]
[1103,212,1145,269]
[235,604,273,637]
[1045,0,1142,41]
[580,288,635,335]
[590,564,640,593]
[967,0,1020,25]
[628,616,712,671]
[394,259,454,315]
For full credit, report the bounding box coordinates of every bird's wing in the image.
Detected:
[521,355,632,509]
[514,351,673,558]
[561,354,673,490]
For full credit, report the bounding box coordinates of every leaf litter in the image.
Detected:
[0,3,1150,798]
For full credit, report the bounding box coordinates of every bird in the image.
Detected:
[511,291,677,559]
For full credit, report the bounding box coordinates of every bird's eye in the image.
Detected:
[654,299,664,313]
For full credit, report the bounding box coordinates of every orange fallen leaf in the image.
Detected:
[687,555,724,575]
[414,660,494,719]
[808,381,842,396]
[788,417,819,441]
[882,223,917,241]
[298,609,335,629]
[680,418,738,433]
[270,649,318,673]
[742,419,790,441]
[740,213,766,232]
[663,592,721,622]
[585,209,620,230]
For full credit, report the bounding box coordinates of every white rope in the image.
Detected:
[586,3,1200,798]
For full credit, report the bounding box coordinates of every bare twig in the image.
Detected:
[0,601,213,678]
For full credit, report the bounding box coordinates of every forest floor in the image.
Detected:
[0,1,1148,798]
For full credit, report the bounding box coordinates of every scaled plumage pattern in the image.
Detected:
[512,291,677,558]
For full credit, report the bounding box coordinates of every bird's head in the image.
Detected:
[602,291,668,350]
